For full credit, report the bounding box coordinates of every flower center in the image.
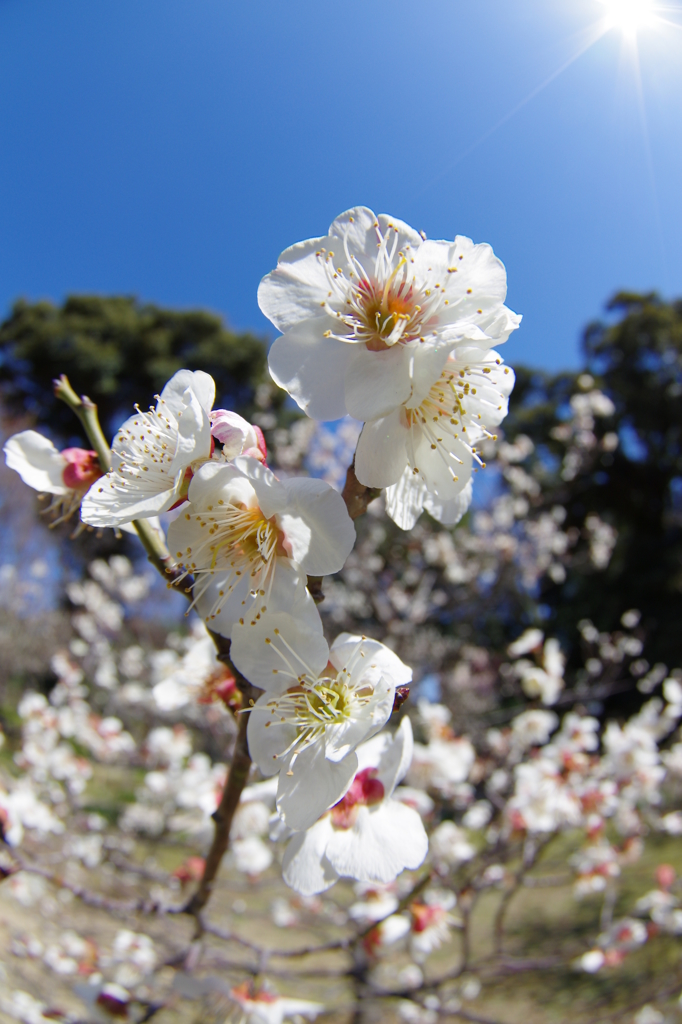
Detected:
[181,503,287,626]
[403,357,507,485]
[262,668,373,768]
[316,223,448,350]
[331,768,385,829]
[410,902,445,933]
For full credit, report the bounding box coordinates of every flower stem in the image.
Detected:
[53,374,111,472]
[342,458,382,520]
[183,672,260,923]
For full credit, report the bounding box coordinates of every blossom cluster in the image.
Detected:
[1,562,682,1020]
[5,207,678,1021]
[2,207,523,897]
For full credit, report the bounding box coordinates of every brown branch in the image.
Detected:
[492,837,554,956]
[183,678,259,921]
[341,460,382,521]
[5,854,164,916]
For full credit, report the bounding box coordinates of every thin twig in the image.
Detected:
[183,686,257,922]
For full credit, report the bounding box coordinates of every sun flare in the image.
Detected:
[600,0,657,36]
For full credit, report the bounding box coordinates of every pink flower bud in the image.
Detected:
[61,448,102,491]
[210,410,267,462]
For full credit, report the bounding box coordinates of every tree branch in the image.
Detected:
[342,460,381,521]
[182,674,259,922]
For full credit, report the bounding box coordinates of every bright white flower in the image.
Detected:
[0,780,64,845]
[429,820,476,869]
[462,800,493,830]
[407,735,475,797]
[80,370,259,527]
[231,613,411,830]
[511,710,559,751]
[4,429,102,526]
[514,637,565,706]
[358,348,514,530]
[508,758,582,833]
[260,206,520,424]
[508,628,544,659]
[167,457,355,638]
[349,884,400,923]
[281,718,428,894]
[228,982,323,1024]
[231,835,273,876]
[575,949,605,973]
[409,890,458,962]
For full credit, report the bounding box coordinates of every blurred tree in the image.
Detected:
[0,295,280,438]
[506,292,682,667]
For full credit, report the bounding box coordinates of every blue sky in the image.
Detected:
[0,0,681,371]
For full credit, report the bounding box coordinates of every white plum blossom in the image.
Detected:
[80,372,264,530]
[4,429,102,526]
[507,628,544,658]
[409,890,458,961]
[408,734,476,798]
[512,637,566,706]
[429,820,476,870]
[357,347,515,529]
[230,613,411,830]
[281,718,428,894]
[167,457,355,638]
[260,206,520,424]
[228,982,323,1024]
[511,709,559,752]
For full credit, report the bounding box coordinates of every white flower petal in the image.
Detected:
[82,466,182,526]
[325,800,428,884]
[343,345,414,421]
[196,559,318,639]
[282,816,338,895]
[232,456,288,519]
[160,369,215,418]
[171,385,212,473]
[328,206,382,260]
[375,212,423,249]
[384,468,428,530]
[407,427,473,501]
[423,479,473,526]
[376,717,415,795]
[267,319,350,421]
[279,476,356,575]
[184,459,258,509]
[247,696,297,777]
[277,743,358,832]
[329,635,412,688]
[355,412,408,489]
[258,235,335,334]
[230,612,329,693]
[4,431,68,495]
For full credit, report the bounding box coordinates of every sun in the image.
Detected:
[600,0,657,36]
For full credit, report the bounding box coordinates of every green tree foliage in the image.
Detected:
[507,292,682,666]
[0,295,278,437]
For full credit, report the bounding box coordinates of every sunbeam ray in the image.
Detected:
[630,36,670,291]
[415,19,610,199]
